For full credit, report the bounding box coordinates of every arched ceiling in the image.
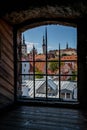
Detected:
[0,0,87,31]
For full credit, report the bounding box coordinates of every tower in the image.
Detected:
[42,35,46,54]
[42,27,47,54]
[21,34,27,56]
[23,34,25,45]
[66,42,68,49]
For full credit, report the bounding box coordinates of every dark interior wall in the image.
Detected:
[0,0,87,109]
[77,18,87,108]
[0,19,14,109]
[16,31,22,98]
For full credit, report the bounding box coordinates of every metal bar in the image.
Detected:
[19,74,77,76]
[59,43,61,99]
[45,27,48,99]
[33,45,35,99]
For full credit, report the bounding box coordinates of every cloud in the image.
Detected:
[25,41,30,44]
[25,41,39,53]
[25,41,53,53]
[48,46,53,50]
[37,47,42,53]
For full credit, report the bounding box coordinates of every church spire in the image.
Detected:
[42,27,48,54]
[45,26,47,46]
[42,35,45,46]
[66,42,68,49]
[23,34,25,45]
[42,35,46,54]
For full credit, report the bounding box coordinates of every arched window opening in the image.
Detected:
[17,24,77,102]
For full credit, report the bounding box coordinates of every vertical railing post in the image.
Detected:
[45,27,48,99]
[33,45,35,99]
[59,43,61,100]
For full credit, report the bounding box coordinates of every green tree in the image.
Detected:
[35,68,43,79]
[49,62,59,72]
[71,71,77,81]
[68,71,77,81]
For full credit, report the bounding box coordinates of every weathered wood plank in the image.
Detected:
[0,77,14,92]
[2,51,14,69]
[0,93,12,105]
[2,43,13,61]
[0,19,12,37]
[0,86,14,101]
[0,19,14,109]
[0,106,87,130]
[0,60,14,78]
[0,21,13,44]
[0,69,14,86]
[0,32,13,54]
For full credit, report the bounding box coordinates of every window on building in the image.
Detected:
[66,93,71,99]
[17,24,77,102]
[60,93,65,99]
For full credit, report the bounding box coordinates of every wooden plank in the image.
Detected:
[0,106,87,130]
[0,68,14,86]
[0,60,14,78]
[2,43,13,61]
[0,19,14,109]
[0,77,14,93]
[0,86,14,101]
[0,32,13,54]
[0,22,13,44]
[0,93,12,104]
[2,51,14,70]
[0,19,12,37]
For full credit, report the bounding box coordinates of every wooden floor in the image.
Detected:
[0,105,87,130]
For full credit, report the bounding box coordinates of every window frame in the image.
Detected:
[17,26,78,102]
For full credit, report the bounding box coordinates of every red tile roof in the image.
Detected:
[61,55,77,61]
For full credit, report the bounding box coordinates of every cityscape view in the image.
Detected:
[18,25,77,101]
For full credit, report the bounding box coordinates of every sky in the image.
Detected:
[22,24,77,53]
